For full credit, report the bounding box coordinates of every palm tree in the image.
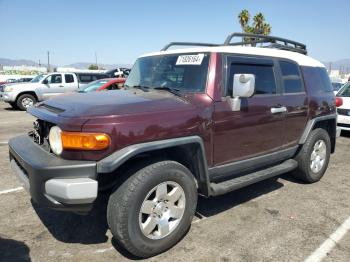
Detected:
[238,9,250,30]
[253,12,265,34]
[262,23,271,35]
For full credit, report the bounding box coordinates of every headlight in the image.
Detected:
[49,126,63,155]
[4,86,13,92]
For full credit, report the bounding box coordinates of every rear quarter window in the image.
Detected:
[279,61,304,93]
[301,67,333,94]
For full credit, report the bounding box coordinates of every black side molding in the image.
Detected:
[210,159,298,196]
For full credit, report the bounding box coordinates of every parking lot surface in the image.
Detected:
[0,102,349,262]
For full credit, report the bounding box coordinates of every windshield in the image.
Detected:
[78,79,109,93]
[337,82,350,97]
[125,53,210,93]
[30,74,45,83]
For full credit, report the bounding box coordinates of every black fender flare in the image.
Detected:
[97,136,211,196]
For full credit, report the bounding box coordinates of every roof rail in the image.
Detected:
[223,33,307,55]
[161,42,219,51]
[160,33,307,55]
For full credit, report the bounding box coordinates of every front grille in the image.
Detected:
[28,119,53,152]
[337,108,350,116]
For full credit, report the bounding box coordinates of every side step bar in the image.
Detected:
[210,159,298,196]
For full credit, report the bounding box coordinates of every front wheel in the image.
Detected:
[16,94,37,111]
[107,160,197,258]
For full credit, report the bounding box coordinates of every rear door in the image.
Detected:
[63,73,78,92]
[213,56,287,167]
[276,60,308,147]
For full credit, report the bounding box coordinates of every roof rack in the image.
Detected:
[161,33,307,55]
[161,42,219,51]
[224,33,307,55]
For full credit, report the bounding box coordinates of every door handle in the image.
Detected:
[271,106,287,114]
[59,85,64,87]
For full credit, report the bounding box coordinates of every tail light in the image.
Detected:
[336,97,343,107]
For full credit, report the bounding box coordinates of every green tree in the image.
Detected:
[88,64,98,70]
[238,9,250,30]
[237,10,272,44]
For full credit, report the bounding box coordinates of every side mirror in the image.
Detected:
[232,74,255,97]
[229,74,255,111]
[42,79,48,84]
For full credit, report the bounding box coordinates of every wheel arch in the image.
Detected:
[97,136,211,196]
[299,114,337,153]
[16,91,39,102]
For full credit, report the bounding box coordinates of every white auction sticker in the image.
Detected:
[176,54,204,65]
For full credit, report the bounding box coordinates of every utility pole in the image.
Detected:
[47,51,50,72]
[38,59,41,67]
[95,51,98,69]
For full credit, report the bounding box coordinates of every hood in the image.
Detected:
[6,82,40,90]
[38,89,195,118]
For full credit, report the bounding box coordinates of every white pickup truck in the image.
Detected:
[0,72,108,110]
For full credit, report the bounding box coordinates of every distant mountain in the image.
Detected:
[64,62,132,70]
[0,57,40,66]
[0,57,131,69]
[322,59,350,71]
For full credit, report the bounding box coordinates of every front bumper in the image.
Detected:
[0,91,16,102]
[9,135,97,213]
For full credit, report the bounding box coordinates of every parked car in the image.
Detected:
[332,81,343,94]
[77,78,126,93]
[0,72,108,110]
[8,33,336,258]
[105,68,130,78]
[336,82,350,132]
[15,77,34,83]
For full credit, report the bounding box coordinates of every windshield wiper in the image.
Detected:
[125,84,150,92]
[153,86,182,97]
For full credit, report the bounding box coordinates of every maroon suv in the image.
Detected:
[8,33,336,258]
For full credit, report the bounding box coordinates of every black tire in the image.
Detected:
[292,128,331,183]
[107,160,197,258]
[16,94,37,111]
[9,102,18,109]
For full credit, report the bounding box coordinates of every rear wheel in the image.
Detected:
[16,94,37,111]
[107,160,197,258]
[292,128,331,183]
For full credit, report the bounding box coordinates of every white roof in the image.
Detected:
[141,46,325,68]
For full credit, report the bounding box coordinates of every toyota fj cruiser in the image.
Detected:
[8,33,336,258]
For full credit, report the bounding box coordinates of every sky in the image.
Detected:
[0,0,349,66]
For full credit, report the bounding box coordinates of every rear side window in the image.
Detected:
[65,74,74,83]
[279,61,304,93]
[229,64,276,95]
[301,67,333,93]
[78,75,92,83]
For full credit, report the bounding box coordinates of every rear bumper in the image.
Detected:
[337,114,350,131]
[9,135,97,213]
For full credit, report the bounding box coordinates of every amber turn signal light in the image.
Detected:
[61,132,110,151]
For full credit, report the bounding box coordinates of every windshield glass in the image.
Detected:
[78,79,109,93]
[30,74,45,83]
[125,53,210,93]
[337,82,350,97]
